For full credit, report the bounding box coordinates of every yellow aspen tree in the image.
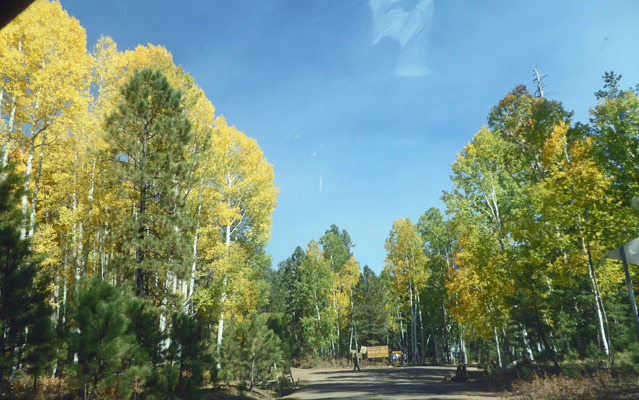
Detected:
[191,116,277,362]
[334,256,359,357]
[296,240,334,356]
[384,217,429,363]
[524,122,631,365]
[0,0,91,241]
[443,126,520,366]
[1,1,91,330]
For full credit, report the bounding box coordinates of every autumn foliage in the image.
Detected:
[1,1,277,398]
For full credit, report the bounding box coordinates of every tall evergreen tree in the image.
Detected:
[104,67,195,301]
[352,266,389,346]
[0,163,53,398]
[267,246,305,358]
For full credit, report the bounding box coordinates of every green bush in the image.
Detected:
[221,312,284,391]
[69,277,138,400]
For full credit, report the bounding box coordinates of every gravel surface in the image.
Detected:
[285,365,503,400]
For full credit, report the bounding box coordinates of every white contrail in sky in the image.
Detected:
[369,0,434,76]
[319,168,324,193]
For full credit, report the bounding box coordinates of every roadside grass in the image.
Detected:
[509,370,639,400]
[473,354,639,400]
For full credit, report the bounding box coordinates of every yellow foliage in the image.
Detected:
[384,217,430,312]
[0,0,279,329]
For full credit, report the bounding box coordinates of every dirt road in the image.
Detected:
[286,365,503,400]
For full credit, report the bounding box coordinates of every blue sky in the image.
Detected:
[59,0,639,273]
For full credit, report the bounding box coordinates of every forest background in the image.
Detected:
[2,1,639,399]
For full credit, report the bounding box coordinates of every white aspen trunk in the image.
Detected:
[20,135,36,240]
[160,312,167,338]
[580,230,611,363]
[2,37,21,168]
[442,304,449,363]
[28,130,47,239]
[335,295,340,359]
[20,69,40,239]
[182,279,189,305]
[459,325,467,364]
[494,326,503,368]
[409,281,417,363]
[102,219,110,279]
[417,291,425,364]
[313,289,321,323]
[588,260,611,359]
[501,325,513,358]
[521,325,534,361]
[1,92,17,168]
[173,273,178,296]
[216,298,226,370]
[88,160,95,203]
[72,155,83,284]
[187,179,203,313]
[397,305,405,352]
[81,159,96,275]
[53,263,60,323]
[77,222,84,279]
[216,223,232,369]
[543,313,559,354]
[160,312,171,351]
[330,337,335,357]
[96,231,104,279]
[62,238,69,325]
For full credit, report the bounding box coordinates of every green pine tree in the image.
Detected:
[69,277,137,400]
[265,246,305,359]
[168,312,213,399]
[0,163,53,399]
[352,266,389,346]
[221,312,283,391]
[124,296,174,399]
[104,67,196,300]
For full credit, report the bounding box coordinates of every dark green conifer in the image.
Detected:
[70,277,137,400]
[221,312,283,391]
[0,163,53,398]
[105,68,195,300]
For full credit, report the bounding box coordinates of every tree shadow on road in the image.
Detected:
[288,366,500,399]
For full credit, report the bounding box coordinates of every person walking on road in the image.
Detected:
[353,353,361,372]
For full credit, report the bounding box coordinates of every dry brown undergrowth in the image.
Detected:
[9,376,69,400]
[201,386,276,400]
[510,371,639,400]
[10,377,279,400]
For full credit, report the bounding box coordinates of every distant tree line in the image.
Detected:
[269,73,639,373]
